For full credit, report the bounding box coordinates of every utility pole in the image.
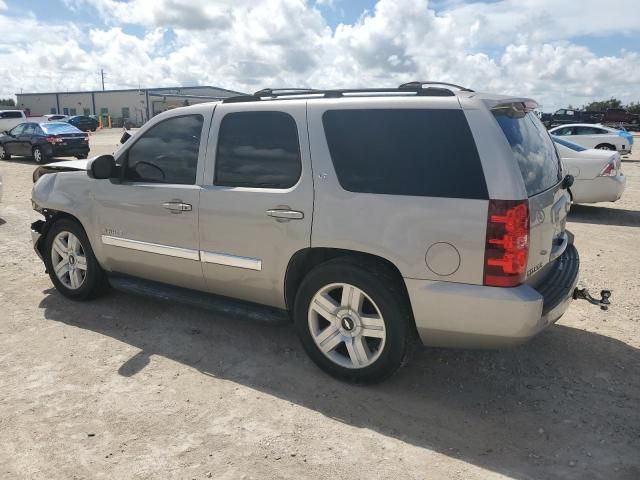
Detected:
[101,69,105,91]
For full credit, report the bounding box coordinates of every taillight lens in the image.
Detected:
[598,160,616,177]
[483,199,529,287]
[46,135,62,144]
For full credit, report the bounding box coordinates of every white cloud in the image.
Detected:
[3,0,640,111]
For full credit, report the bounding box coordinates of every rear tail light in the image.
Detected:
[483,199,529,287]
[598,159,617,177]
[46,136,62,144]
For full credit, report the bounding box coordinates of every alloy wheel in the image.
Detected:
[51,231,87,290]
[33,148,42,163]
[308,282,386,369]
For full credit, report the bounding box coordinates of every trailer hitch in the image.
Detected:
[573,288,611,311]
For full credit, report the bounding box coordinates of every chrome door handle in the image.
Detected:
[163,201,192,213]
[266,209,304,220]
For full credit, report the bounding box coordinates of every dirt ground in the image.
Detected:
[1,129,638,480]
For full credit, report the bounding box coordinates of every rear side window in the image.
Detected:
[322,109,487,199]
[0,111,23,119]
[493,110,561,197]
[215,111,301,188]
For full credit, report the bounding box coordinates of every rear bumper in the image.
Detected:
[43,144,90,157]
[571,175,626,204]
[406,244,580,348]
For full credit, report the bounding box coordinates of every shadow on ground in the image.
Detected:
[39,289,639,480]
[569,204,640,228]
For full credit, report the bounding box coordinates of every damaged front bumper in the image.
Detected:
[31,220,45,261]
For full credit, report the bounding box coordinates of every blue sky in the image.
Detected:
[1,0,639,109]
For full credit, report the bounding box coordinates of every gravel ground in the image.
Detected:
[0,130,638,480]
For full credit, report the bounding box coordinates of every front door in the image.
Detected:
[93,112,210,291]
[4,124,26,156]
[198,103,314,308]
[18,123,37,156]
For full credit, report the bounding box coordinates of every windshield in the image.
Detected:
[493,108,562,197]
[552,136,586,152]
[41,123,81,134]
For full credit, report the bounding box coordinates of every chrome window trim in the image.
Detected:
[101,235,200,261]
[201,251,262,271]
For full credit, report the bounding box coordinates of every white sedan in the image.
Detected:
[549,123,633,155]
[553,136,626,204]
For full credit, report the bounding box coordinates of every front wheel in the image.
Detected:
[0,144,10,160]
[294,258,414,383]
[33,146,47,164]
[44,219,108,300]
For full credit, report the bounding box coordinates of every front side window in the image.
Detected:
[22,124,36,135]
[553,127,573,136]
[215,111,301,188]
[124,114,203,184]
[493,109,562,197]
[322,109,488,199]
[9,124,25,136]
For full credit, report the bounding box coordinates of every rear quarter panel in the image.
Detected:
[307,97,489,284]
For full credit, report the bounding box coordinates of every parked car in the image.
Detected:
[553,136,626,204]
[29,84,609,383]
[0,110,27,132]
[542,108,603,127]
[66,115,99,132]
[601,108,639,125]
[549,124,633,154]
[0,122,89,163]
[44,114,68,122]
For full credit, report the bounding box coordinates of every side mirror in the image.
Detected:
[88,155,116,179]
[120,130,132,144]
[561,174,574,190]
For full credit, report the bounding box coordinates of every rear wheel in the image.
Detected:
[0,144,10,160]
[33,146,47,164]
[44,219,108,300]
[294,258,414,383]
[595,143,616,151]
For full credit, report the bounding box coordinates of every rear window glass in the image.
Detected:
[552,136,586,152]
[493,110,561,196]
[41,123,81,134]
[322,109,488,199]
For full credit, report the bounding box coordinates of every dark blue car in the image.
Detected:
[0,122,89,163]
[67,115,99,132]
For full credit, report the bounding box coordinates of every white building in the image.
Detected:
[16,85,245,127]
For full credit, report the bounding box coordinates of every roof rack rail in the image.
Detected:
[221,85,459,103]
[399,81,474,92]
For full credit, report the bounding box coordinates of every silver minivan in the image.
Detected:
[31,83,608,383]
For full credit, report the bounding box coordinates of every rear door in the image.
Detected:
[17,123,37,156]
[198,101,313,308]
[492,108,569,280]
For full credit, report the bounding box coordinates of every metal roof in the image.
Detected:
[16,85,245,97]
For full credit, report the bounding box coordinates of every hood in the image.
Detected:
[32,158,91,183]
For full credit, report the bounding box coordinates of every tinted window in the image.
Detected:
[322,109,487,199]
[575,126,603,135]
[22,124,36,135]
[41,123,82,134]
[493,110,562,196]
[552,127,573,136]
[215,111,301,188]
[0,111,23,119]
[125,114,203,184]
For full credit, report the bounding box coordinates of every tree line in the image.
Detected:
[566,98,640,113]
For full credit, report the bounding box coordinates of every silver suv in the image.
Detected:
[31,82,599,383]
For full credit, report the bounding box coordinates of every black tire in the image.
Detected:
[44,218,109,300]
[595,143,616,151]
[294,257,415,383]
[0,144,10,160]
[33,146,47,164]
